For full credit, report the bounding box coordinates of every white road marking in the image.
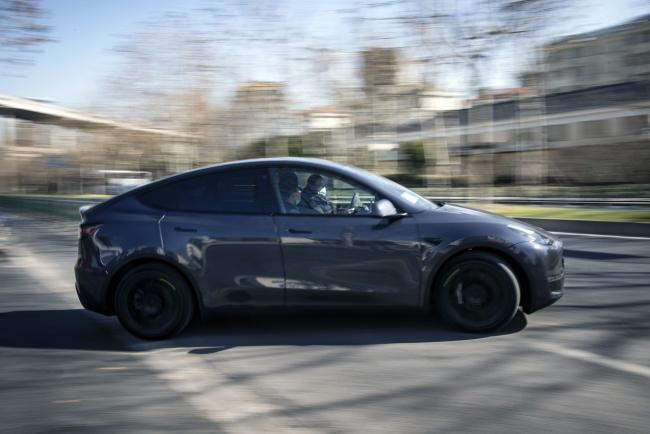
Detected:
[551,231,650,241]
[530,341,650,380]
[5,244,318,434]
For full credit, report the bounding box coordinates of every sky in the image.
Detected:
[1,0,648,112]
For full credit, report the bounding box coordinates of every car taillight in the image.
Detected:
[79,224,100,238]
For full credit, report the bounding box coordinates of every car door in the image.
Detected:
[270,166,422,306]
[138,167,284,308]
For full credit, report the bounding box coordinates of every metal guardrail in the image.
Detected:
[1,194,649,237]
[424,196,650,208]
[0,195,102,219]
[2,194,650,219]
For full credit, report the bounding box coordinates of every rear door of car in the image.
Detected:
[138,166,285,308]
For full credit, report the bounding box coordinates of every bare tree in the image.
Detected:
[351,1,566,188]
[409,1,567,189]
[0,0,52,72]
[95,12,222,173]
[385,0,567,96]
[103,12,217,123]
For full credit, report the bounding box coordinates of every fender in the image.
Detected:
[101,248,206,318]
[419,235,535,308]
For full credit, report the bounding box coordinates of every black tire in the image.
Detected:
[434,252,520,332]
[115,263,195,340]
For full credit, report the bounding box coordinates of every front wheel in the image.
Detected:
[115,263,195,340]
[435,252,520,332]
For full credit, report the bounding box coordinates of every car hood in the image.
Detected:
[415,203,554,243]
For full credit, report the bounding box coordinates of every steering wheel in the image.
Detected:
[351,192,361,207]
[347,192,370,215]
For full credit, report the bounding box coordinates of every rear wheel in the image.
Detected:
[115,263,195,339]
[435,252,520,332]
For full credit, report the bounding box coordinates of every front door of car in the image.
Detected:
[270,167,422,306]
[141,167,285,308]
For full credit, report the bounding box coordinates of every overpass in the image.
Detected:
[0,93,197,193]
[0,93,194,138]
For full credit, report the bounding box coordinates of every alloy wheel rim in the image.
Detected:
[126,277,178,332]
[446,264,508,327]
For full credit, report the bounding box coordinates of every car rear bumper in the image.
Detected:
[74,263,111,315]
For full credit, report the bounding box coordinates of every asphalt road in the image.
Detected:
[0,212,649,434]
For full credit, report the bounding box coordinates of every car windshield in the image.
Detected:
[342,166,439,212]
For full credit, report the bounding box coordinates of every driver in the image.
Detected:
[299,174,333,214]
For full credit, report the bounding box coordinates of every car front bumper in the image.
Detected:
[513,239,565,314]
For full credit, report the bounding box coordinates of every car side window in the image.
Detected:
[138,168,274,214]
[270,167,379,216]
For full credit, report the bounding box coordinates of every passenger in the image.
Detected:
[278,170,301,214]
[299,174,333,214]
[284,186,301,213]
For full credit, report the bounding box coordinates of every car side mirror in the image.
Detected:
[373,199,402,218]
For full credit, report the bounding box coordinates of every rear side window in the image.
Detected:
[138,168,273,214]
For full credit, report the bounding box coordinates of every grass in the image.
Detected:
[413,183,650,198]
[6,193,112,200]
[468,203,650,223]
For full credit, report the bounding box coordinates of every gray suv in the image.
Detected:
[75,158,564,339]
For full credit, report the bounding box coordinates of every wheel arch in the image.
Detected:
[104,256,204,317]
[426,245,532,313]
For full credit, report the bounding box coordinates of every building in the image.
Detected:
[249,39,650,187]
[361,47,399,92]
[226,81,301,152]
[532,14,650,93]
[251,48,464,173]
[304,106,351,131]
[373,81,650,185]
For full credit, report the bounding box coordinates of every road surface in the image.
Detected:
[0,211,649,433]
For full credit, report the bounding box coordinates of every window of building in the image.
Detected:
[566,47,583,59]
[625,31,639,44]
[547,124,568,142]
[517,128,537,144]
[621,116,647,135]
[581,120,607,139]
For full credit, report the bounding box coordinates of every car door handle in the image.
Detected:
[288,228,312,234]
[174,226,197,233]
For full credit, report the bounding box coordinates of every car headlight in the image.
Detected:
[508,224,554,246]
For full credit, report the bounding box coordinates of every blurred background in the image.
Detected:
[2,3,650,433]
[1,0,650,219]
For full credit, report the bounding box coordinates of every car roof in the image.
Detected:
[185,157,349,172]
[148,157,367,186]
